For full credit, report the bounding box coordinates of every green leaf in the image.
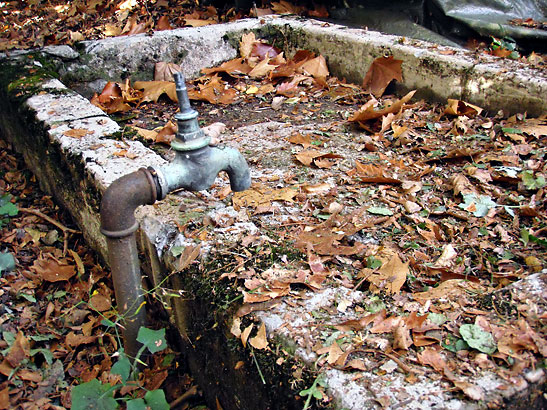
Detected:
[442,335,469,353]
[521,170,546,190]
[71,379,118,410]
[101,319,116,328]
[18,292,36,303]
[144,389,170,410]
[30,348,54,365]
[0,252,16,274]
[111,351,131,383]
[136,327,167,354]
[0,195,18,217]
[501,127,523,134]
[367,206,393,216]
[459,324,496,354]
[428,313,447,326]
[366,256,382,269]
[458,193,497,217]
[126,399,146,410]
[170,246,184,257]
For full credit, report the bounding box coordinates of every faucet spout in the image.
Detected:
[153,145,250,198]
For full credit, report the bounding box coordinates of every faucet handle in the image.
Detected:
[173,72,192,114]
[172,71,210,151]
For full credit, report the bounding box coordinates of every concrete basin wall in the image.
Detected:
[1,16,545,410]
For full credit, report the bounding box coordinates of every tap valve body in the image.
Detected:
[172,72,210,151]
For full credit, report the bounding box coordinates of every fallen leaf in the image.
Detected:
[232,184,297,210]
[249,323,268,350]
[417,347,446,372]
[327,341,344,365]
[444,99,483,117]
[155,15,172,31]
[6,332,30,368]
[362,56,403,97]
[31,255,76,282]
[365,251,408,294]
[133,81,177,103]
[349,90,416,128]
[299,55,329,78]
[89,293,112,312]
[154,62,181,81]
[452,381,484,401]
[241,324,254,348]
[63,128,93,139]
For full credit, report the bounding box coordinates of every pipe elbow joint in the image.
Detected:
[100,168,158,238]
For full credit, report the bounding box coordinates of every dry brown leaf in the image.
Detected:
[349,90,416,128]
[202,58,252,77]
[133,81,177,103]
[362,56,403,97]
[241,324,254,348]
[295,149,342,168]
[417,347,446,372]
[240,32,256,59]
[31,255,76,282]
[299,55,329,78]
[89,293,111,312]
[393,321,413,350]
[366,250,408,294]
[155,15,172,31]
[248,58,278,79]
[154,62,181,81]
[232,184,297,210]
[412,279,483,303]
[184,18,216,27]
[133,126,158,141]
[327,341,344,365]
[6,332,30,368]
[249,323,268,350]
[452,381,485,401]
[450,174,476,196]
[65,332,97,348]
[63,128,93,139]
[287,132,313,148]
[444,99,483,117]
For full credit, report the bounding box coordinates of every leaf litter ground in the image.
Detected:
[86,31,547,406]
[0,142,206,408]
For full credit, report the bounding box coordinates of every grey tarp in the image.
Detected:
[430,0,547,41]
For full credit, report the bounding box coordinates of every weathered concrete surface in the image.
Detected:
[1,16,546,410]
[4,16,545,115]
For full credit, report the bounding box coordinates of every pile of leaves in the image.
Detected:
[0,141,202,408]
[0,0,330,52]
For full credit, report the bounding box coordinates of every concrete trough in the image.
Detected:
[1,16,545,410]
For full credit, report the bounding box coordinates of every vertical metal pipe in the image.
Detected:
[105,235,146,358]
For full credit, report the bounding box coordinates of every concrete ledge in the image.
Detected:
[1,16,546,410]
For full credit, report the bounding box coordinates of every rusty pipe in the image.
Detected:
[100,168,158,358]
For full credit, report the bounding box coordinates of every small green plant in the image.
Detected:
[300,374,327,410]
[490,36,520,59]
[71,326,169,410]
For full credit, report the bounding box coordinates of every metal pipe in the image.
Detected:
[100,72,251,358]
[100,168,158,358]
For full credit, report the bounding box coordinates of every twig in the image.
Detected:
[19,207,80,255]
[169,385,199,408]
[19,208,80,234]
[351,348,422,375]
